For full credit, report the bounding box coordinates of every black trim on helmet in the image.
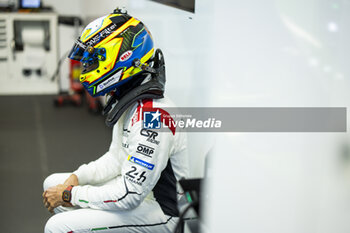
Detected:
[110,14,131,25]
[81,60,99,74]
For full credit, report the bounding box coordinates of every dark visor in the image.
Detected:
[68,39,87,61]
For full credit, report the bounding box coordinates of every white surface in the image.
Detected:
[202,0,350,233]
[82,0,128,16]
[22,25,46,69]
[43,0,82,15]
[21,25,45,46]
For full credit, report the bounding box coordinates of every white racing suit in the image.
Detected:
[44,97,189,233]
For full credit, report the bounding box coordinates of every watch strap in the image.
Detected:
[62,185,74,203]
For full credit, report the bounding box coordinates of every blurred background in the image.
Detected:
[1,0,350,232]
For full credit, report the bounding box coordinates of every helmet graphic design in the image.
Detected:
[68,9,154,97]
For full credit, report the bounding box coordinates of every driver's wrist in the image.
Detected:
[62,185,74,203]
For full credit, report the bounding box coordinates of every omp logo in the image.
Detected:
[127,155,154,170]
[120,50,133,62]
[137,144,154,157]
[96,69,123,92]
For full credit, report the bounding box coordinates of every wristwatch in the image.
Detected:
[62,185,74,203]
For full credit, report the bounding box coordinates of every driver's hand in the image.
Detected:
[42,184,67,213]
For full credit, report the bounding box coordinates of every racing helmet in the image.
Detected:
[68,9,154,97]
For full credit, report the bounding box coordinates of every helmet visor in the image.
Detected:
[68,39,87,61]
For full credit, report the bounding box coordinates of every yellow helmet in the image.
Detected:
[68,9,154,97]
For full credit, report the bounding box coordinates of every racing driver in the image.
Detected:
[42,9,188,233]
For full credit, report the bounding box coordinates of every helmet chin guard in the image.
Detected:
[103,49,166,127]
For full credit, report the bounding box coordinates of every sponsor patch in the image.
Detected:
[96,69,123,93]
[127,155,154,170]
[125,166,147,186]
[120,50,133,62]
[136,143,154,157]
[85,23,117,47]
[140,129,160,145]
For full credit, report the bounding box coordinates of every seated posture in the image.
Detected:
[43,9,188,233]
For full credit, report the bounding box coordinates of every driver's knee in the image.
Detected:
[43,173,58,191]
[43,173,71,191]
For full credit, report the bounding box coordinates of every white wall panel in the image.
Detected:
[203,0,350,233]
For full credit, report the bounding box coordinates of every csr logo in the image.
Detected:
[140,129,159,145]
